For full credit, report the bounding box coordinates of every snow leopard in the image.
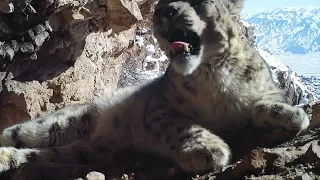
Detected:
[0,0,310,177]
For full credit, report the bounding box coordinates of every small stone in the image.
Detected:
[168,168,176,176]
[33,24,47,34]
[294,140,320,164]
[44,21,53,32]
[28,29,35,39]
[0,2,14,13]
[85,171,105,180]
[135,0,147,5]
[11,40,19,52]
[26,4,36,13]
[121,174,129,180]
[4,43,14,60]
[301,173,311,180]
[30,53,37,60]
[19,42,34,53]
[34,31,49,47]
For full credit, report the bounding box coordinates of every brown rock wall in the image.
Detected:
[0,0,148,129]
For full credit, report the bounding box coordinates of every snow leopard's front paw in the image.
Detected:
[173,127,230,174]
[253,101,310,132]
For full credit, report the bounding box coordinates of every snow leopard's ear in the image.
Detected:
[225,0,244,16]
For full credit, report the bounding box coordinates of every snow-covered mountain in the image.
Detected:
[242,7,320,55]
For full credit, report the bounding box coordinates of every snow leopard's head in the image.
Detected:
[153,0,244,75]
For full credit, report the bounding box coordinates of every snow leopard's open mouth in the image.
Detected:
[168,29,201,58]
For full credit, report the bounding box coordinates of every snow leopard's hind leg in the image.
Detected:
[0,140,110,175]
[0,103,120,176]
[0,103,99,148]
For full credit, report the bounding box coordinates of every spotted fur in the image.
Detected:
[0,0,309,176]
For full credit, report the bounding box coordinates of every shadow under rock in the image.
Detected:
[4,32,87,82]
[11,55,71,82]
[12,40,86,82]
[1,8,100,82]
[221,124,297,161]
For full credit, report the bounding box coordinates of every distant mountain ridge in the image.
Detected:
[241,7,320,55]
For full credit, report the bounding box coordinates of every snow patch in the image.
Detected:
[143,44,167,72]
[122,34,168,86]
[135,36,144,48]
[259,48,289,71]
[135,34,168,72]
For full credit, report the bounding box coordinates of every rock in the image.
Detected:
[85,171,105,180]
[211,128,320,180]
[239,19,256,46]
[293,140,320,164]
[301,173,312,180]
[311,102,320,127]
[0,0,149,129]
[276,70,316,105]
[303,101,320,128]
[10,163,93,180]
[135,0,148,6]
[0,0,14,13]
[61,2,99,25]
[215,148,272,179]
[0,90,31,130]
[120,174,129,180]
[107,0,143,32]
[299,76,320,100]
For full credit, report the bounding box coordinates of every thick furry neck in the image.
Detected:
[198,31,248,77]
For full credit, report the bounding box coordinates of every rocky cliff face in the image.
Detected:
[239,20,256,46]
[0,0,151,129]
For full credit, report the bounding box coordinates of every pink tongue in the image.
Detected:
[171,41,189,54]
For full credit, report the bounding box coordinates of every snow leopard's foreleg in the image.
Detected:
[252,99,310,132]
[144,95,230,174]
[0,103,99,148]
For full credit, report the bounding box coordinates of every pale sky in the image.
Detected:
[242,0,320,14]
